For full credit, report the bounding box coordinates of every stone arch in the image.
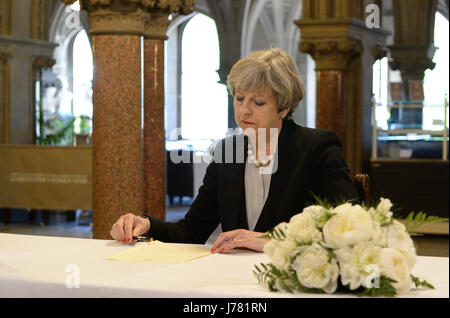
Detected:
[241,0,303,60]
[47,1,92,115]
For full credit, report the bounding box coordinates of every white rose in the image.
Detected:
[263,239,297,270]
[323,205,381,249]
[287,212,323,244]
[303,205,330,229]
[263,238,278,257]
[379,220,416,269]
[378,248,413,294]
[293,243,339,293]
[330,202,353,215]
[335,242,383,290]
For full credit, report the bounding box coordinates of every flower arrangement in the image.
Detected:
[254,198,447,297]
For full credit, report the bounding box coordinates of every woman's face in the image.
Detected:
[234,87,289,135]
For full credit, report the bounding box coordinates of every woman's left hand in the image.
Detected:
[211,229,269,253]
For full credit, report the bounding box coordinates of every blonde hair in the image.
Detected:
[227,48,305,118]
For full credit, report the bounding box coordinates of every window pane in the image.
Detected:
[73,29,93,134]
[181,14,228,140]
[423,12,449,131]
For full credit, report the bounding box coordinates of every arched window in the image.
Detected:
[72,29,93,135]
[181,13,228,140]
[373,12,449,131]
[372,56,389,130]
[423,12,449,130]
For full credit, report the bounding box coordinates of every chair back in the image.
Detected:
[354,173,371,206]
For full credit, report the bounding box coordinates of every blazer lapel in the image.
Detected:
[219,134,249,231]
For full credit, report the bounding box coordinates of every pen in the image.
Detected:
[132,236,154,242]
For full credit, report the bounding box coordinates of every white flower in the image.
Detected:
[369,198,394,225]
[303,205,330,229]
[293,243,339,293]
[263,239,297,270]
[330,202,353,215]
[335,242,383,290]
[378,248,413,294]
[287,212,323,244]
[274,277,297,292]
[323,205,381,249]
[377,198,394,217]
[379,220,416,269]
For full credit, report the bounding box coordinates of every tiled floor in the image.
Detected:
[0,198,448,257]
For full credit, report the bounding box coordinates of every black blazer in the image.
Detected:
[145,119,359,244]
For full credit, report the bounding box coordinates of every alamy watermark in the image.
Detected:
[168,127,279,175]
[364,264,381,289]
[365,4,381,29]
[65,264,80,288]
[63,3,380,31]
[65,5,81,29]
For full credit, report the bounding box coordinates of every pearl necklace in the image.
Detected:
[247,144,273,168]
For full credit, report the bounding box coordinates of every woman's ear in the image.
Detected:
[279,108,290,120]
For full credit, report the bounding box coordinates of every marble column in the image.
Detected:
[60,0,149,239]
[143,37,166,221]
[142,4,194,220]
[60,0,194,239]
[297,37,361,170]
[316,70,347,148]
[91,34,144,240]
[296,0,389,175]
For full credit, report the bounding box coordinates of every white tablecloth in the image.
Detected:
[0,233,448,298]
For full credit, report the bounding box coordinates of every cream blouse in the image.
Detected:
[244,155,274,231]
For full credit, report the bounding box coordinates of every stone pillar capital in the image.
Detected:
[299,39,362,71]
[388,0,438,83]
[143,8,170,40]
[60,0,194,37]
[388,43,437,82]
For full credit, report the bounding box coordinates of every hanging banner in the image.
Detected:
[0,145,92,210]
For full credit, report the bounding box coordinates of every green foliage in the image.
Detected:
[411,275,435,290]
[261,227,287,240]
[37,114,75,146]
[359,276,398,297]
[78,115,92,134]
[404,211,448,235]
[253,263,324,294]
[308,192,334,209]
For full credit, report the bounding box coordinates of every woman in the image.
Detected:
[110,48,359,253]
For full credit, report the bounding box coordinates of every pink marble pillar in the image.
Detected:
[316,70,347,150]
[143,39,166,221]
[92,35,144,239]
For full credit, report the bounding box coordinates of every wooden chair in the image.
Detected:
[354,173,371,206]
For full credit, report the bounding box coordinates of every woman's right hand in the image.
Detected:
[110,213,150,243]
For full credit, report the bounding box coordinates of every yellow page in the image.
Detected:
[108,240,211,263]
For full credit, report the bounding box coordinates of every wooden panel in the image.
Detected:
[370,160,449,218]
[0,144,92,210]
